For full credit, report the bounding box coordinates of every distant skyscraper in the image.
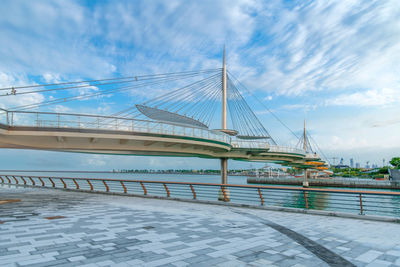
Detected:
[356,162,360,168]
[366,161,370,168]
[340,158,344,165]
[350,158,354,168]
[383,159,386,167]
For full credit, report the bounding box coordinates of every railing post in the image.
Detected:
[5,176,11,183]
[163,183,170,197]
[103,180,109,192]
[87,180,93,190]
[0,176,4,183]
[190,184,196,199]
[359,194,364,215]
[220,185,228,202]
[38,177,45,187]
[303,191,309,209]
[29,176,35,186]
[72,179,79,190]
[57,114,60,128]
[11,112,14,127]
[120,181,127,193]
[49,178,55,187]
[21,176,27,185]
[140,182,147,195]
[257,188,264,205]
[6,111,9,126]
[12,176,18,184]
[36,112,39,127]
[60,178,67,189]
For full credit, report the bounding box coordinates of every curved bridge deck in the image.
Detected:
[0,110,319,166]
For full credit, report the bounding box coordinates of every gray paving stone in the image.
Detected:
[165,244,189,251]
[1,185,400,267]
[377,253,398,262]
[184,254,213,264]
[24,259,71,267]
[192,257,227,266]
[192,248,217,255]
[80,255,114,264]
[207,240,226,246]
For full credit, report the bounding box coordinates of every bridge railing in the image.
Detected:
[268,145,305,155]
[0,110,231,144]
[2,174,400,219]
[231,139,305,155]
[304,153,321,160]
[231,139,270,149]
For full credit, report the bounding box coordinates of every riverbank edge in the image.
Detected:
[247,178,400,189]
[3,183,399,224]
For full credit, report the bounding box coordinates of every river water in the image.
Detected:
[1,171,399,218]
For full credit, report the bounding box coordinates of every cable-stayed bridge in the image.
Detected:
[0,50,328,184]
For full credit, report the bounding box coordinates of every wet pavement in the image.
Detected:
[1,185,400,266]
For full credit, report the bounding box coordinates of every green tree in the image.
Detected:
[390,157,400,169]
[378,166,389,174]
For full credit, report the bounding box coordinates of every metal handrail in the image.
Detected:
[230,139,306,154]
[0,110,309,153]
[2,174,400,218]
[0,110,231,144]
[268,145,306,155]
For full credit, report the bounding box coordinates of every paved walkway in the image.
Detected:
[1,185,400,267]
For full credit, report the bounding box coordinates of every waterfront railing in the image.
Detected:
[2,174,399,218]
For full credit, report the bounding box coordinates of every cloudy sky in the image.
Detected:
[0,0,399,170]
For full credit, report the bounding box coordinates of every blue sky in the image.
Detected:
[0,0,399,170]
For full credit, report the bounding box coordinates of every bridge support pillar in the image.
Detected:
[303,169,309,188]
[220,158,227,184]
[218,158,230,201]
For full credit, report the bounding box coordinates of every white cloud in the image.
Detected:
[50,105,72,114]
[280,104,317,111]
[86,155,107,167]
[237,0,400,99]
[42,73,62,84]
[0,0,115,78]
[0,72,44,110]
[370,118,400,128]
[78,84,99,96]
[327,88,400,107]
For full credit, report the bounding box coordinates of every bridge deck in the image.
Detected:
[0,110,319,166]
[1,185,399,266]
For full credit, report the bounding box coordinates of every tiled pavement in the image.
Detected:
[0,185,400,266]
